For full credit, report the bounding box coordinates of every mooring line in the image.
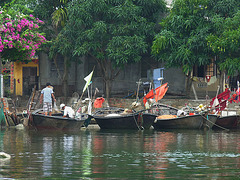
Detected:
[201,114,229,131]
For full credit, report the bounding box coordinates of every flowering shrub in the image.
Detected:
[0,6,47,61]
[1,67,9,75]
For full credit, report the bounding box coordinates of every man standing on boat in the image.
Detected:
[40,82,56,116]
[60,104,75,118]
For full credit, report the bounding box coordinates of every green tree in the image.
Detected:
[0,0,12,7]
[61,0,167,100]
[152,0,240,96]
[152,0,213,97]
[49,0,72,98]
[206,0,240,90]
[206,1,240,78]
[29,0,74,98]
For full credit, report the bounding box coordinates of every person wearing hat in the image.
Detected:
[40,82,56,116]
[60,104,75,118]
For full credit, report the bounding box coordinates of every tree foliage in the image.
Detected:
[152,0,240,75]
[206,0,240,75]
[28,0,75,97]
[152,0,213,75]
[151,0,240,95]
[28,0,66,42]
[61,0,167,99]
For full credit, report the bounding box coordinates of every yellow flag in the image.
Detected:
[83,70,94,93]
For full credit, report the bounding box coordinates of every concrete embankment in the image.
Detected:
[13,95,240,114]
[107,97,240,114]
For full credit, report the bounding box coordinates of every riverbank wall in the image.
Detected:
[13,95,240,114]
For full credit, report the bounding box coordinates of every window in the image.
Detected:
[206,60,215,76]
[193,58,216,77]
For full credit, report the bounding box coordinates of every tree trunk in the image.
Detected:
[62,56,69,99]
[219,70,225,93]
[104,79,112,101]
[96,57,121,101]
[98,58,113,101]
[185,72,192,98]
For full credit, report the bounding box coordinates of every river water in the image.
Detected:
[0,125,239,179]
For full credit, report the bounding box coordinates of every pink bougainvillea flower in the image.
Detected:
[0,8,47,60]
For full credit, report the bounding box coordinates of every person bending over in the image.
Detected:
[60,104,75,118]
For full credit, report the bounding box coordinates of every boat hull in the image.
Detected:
[153,114,218,130]
[31,110,87,131]
[93,113,157,130]
[213,115,240,129]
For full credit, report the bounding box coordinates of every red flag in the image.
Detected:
[143,83,168,105]
[210,88,231,106]
[236,88,240,95]
[215,100,227,111]
[143,89,154,105]
[155,83,168,102]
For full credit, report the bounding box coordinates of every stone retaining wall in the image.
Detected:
[14,95,240,113]
[107,98,240,112]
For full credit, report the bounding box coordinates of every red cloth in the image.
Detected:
[236,88,240,94]
[229,93,237,103]
[155,83,168,102]
[143,83,168,105]
[94,97,105,108]
[143,89,154,105]
[228,88,240,103]
[215,100,227,111]
[210,88,231,106]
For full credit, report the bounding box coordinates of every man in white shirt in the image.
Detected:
[60,104,75,118]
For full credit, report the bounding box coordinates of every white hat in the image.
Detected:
[60,104,65,109]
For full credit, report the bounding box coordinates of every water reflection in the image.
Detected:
[144,131,176,179]
[0,128,239,179]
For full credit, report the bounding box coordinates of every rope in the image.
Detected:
[200,114,229,131]
[137,112,144,129]
[133,112,144,130]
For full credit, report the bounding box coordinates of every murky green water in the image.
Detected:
[0,126,239,179]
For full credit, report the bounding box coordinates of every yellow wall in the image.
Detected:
[13,61,39,96]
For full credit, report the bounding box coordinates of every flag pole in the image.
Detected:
[156,78,163,103]
[74,67,95,111]
[135,79,142,102]
[214,85,220,112]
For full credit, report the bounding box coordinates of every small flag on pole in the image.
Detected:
[83,70,94,93]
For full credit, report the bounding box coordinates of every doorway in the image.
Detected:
[22,67,38,95]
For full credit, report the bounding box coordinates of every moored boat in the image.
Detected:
[152,114,218,130]
[93,107,157,130]
[30,109,91,131]
[213,115,240,129]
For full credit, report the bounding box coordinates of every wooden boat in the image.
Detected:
[30,109,92,131]
[147,103,179,115]
[93,107,157,130]
[152,114,219,130]
[213,115,240,129]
